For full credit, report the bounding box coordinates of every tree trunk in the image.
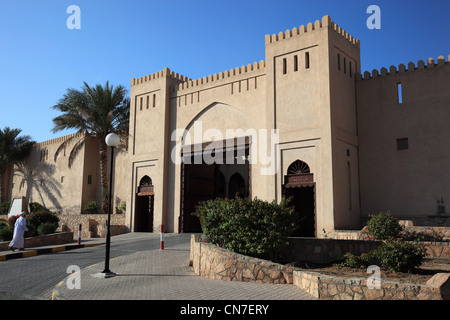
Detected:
[99,140,109,214]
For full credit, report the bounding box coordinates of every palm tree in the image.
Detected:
[0,127,35,203]
[51,81,130,214]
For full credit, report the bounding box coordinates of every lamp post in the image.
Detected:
[101,132,120,278]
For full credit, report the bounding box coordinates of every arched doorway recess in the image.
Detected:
[283,160,316,237]
[135,175,154,232]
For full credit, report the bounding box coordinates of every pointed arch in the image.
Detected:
[288,160,310,175]
[139,175,152,187]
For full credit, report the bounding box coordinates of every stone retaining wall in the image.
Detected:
[190,235,294,284]
[190,235,450,300]
[281,237,450,262]
[0,232,74,251]
[294,270,450,300]
[280,237,382,264]
[425,242,450,258]
[58,214,128,238]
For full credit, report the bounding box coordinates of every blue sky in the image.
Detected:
[1,0,449,143]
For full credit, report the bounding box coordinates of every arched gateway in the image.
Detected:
[283,160,316,237]
[135,175,154,232]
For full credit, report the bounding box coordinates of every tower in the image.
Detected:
[265,15,362,236]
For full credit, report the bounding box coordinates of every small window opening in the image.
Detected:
[305,52,310,69]
[283,58,287,74]
[153,94,156,107]
[347,161,352,211]
[397,138,408,150]
[343,57,347,74]
[397,82,403,104]
[349,62,352,77]
[88,175,92,185]
[294,55,298,72]
[338,53,341,70]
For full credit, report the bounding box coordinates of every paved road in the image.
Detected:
[0,233,316,302]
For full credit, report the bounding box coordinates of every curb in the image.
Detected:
[0,242,103,261]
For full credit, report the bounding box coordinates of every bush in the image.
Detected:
[84,201,99,214]
[0,202,10,215]
[337,251,379,269]
[376,240,426,273]
[28,210,59,231]
[0,225,13,241]
[37,222,58,236]
[193,196,296,261]
[337,240,426,273]
[363,211,403,241]
[25,222,37,238]
[29,202,46,214]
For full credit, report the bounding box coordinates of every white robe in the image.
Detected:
[9,216,28,249]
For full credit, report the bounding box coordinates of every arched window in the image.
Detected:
[139,175,152,186]
[287,160,310,175]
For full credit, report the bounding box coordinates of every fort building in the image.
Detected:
[6,15,450,237]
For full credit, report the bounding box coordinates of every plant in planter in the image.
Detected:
[84,201,100,214]
[362,211,403,241]
[193,196,296,262]
[339,211,426,273]
[37,221,59,236]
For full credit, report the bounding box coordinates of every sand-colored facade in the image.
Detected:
[8,15,450,237]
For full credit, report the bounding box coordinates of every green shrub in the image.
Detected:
[37,222,58,236]
[28,211,59,231]
[363,211,403,241]
[193,196,296,261]
[376,240,426,273]
[337,250,379,269]
[84,201,99,214]
[25,222,37,238]
[337,240,426,273]
[29,202,46,214]
[0,202,10,215]
[0,225,13,241]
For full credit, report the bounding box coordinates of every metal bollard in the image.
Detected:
[78,224,82,245]
[160,224,164,250]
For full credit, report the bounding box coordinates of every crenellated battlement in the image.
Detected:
[131,67,190,86]
[357,54,450,80]
[172,60,266,94]
[265,15,360,48]
[36,131,86,148]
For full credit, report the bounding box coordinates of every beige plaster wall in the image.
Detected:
[356,57,450,220]
[11,132,88,214]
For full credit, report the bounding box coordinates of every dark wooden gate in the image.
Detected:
[283,161,316,237]
[135,176,154,232]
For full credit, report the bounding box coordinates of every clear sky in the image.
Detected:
[1,0,449,143]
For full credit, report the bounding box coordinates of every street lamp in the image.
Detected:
[101,132,120,278]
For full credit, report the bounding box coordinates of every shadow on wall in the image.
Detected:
[14,160,62,212]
